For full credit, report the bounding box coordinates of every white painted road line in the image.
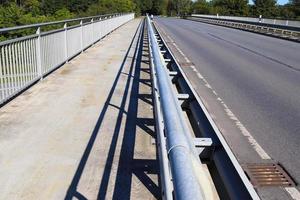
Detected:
[285,187,300,200]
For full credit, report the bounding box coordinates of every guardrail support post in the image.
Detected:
[0,51,4,103]
[91,18,94,44]
[99,17,102,42]
[64,23,68,63]
[36,27,43,79]
[80,20,83,52]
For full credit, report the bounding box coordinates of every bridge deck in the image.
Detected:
[0,18,159,199]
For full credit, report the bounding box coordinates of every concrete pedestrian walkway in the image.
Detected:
[0,18,159,200]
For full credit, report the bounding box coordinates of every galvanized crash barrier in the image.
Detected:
[0,13,134,104]
[192,14,300,28]
[147,16,261,200]
[189,15,300,42]
[147,15,212,200]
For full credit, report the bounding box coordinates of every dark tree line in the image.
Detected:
[0,0,136,29]
[137,0,299,19]
[192,0,300,19]
[0,0,299,30]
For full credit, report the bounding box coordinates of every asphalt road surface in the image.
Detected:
[155,17,300,185]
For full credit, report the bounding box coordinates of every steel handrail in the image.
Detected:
[192,14,300,28]
[0,13,134,105]
[0,13,128,33]
[147,15,210,200]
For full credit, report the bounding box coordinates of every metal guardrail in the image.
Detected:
[148,16,261,199]
[192,14,300,28]
[189,15,300,42]
[147,15,208,200]
[0,13,135,105]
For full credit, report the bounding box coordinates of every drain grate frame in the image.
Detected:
[243,163,296,187]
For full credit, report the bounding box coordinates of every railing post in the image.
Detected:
[0,50,4,103]
[36,27,43,79]
[99,17,102,41]
[0,13,134,105]
[80,20,83,52]
[64,23,68,63]
[91,18,94,44]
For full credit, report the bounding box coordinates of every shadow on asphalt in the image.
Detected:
[65,19,160,200]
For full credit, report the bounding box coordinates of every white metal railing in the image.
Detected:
[192,14,300,28]
[0,13,134,104]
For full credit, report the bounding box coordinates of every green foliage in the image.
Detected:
[152,0,168,15]
[67,0,92,13]
[172,0,192,16]
[40,0,65,15]
[253,0,278,17]
[192,0,210,15]
[211,0,249,16]
[134,0,192,16]
[86,0,135,16]
[23,0,41,15]
[279,5,295,18]
[190,0,299,19]
[289,0,300,18]
[0,0,299,41]
[54,8,75,20]
[135,0,152,14]
[0,3,24,28]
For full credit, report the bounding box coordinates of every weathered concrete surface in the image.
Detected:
[0,18,159,200]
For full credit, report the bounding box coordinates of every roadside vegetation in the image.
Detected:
[0,0,299,30]
[192,0,300,19]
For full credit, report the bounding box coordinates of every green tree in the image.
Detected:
[54,7,75,20]
[152,0,168,15]
[191,0,210,14]
[67,0,91,13]
[0,2,23,28]
[279,5,295,19]
[212,0,248,16]
[40,0,66,15]
[23,0,41,15]
[289,0,300,18]
[172,0,192,16]
[86,0,135,15]
[253,0,278,17]
[138,0,153,14]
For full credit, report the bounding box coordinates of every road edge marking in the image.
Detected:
[285,187,300,200]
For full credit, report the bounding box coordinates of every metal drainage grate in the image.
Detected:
[243,163,295,187]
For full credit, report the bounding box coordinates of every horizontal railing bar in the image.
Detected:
[188,16,300,42]
[1,73,37,78]
[147,15,208,200]
[0,14,127,46]
[0,13,135,106]
[190,15,300,32]
[0,13,124,33]
[0,34,38,46]
[192,14,300,28]
[40,28,65,37]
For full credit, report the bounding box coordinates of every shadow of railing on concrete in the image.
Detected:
[111,29,160,199]
[65,19,160,200]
